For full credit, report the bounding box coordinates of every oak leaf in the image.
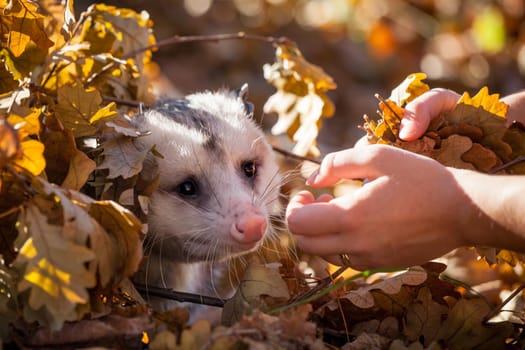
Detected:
[337,267,427,309]
[264,42,336,157]
[2,0,54,57]
[54,83,117,137]
[97,136,149,179]
[389,72,430,107]
[435,298,513,349]
[14,203,96,330]
[403,287,448,345]
[222,263,290,326]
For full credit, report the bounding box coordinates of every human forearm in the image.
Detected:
[451,169,525,252]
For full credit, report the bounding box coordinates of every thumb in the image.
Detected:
[399,88,460,141]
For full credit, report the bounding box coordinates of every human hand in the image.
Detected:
[399,88,460,140]
[286,144,478,270]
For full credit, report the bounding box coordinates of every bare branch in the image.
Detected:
[134,283,225,307]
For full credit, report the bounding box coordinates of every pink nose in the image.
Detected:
[230,213,267,244]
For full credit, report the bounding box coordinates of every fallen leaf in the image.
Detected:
[340,267,427,309]
[404,287,448,345]
[435,298,513,349]
[222,263,290,326]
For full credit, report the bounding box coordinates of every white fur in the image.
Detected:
[133,90,281,310]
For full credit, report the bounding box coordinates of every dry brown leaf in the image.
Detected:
[403,287,448,345]
[335,267,428,309]
[432,134,475,170]
[460,142,500,172]
[435,298,513,349]
[222,263,290,326]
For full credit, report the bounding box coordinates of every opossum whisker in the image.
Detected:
[156,188,210,214]
[255,169,281,207]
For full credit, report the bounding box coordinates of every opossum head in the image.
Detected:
[135,87,281,263]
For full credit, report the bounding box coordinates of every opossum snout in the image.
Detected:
[230,212,267,245]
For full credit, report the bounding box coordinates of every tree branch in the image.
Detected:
[85,32,292,87]
[133,283,225,308]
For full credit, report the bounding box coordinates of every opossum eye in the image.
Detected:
[176,178,199,197]
[242,160,257,178]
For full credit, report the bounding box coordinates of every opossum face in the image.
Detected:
[136,90,281,263]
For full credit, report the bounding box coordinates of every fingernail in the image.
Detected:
[398,119,411,140]
[306,170,319,185]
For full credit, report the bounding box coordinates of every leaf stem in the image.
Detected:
[489,155,525,174]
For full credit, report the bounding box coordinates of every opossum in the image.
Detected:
[132,85,282,314]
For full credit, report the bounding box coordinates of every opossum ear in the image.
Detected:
[236,83,254,116]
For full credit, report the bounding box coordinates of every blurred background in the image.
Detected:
[78,0,525,152]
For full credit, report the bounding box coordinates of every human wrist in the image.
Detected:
[449,169,525,250]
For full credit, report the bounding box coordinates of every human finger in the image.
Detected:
[399,88,460,141]
[286,200,349,236]
[307,145,397,187]
[295,232,346,256]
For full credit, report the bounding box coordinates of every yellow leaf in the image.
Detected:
[0,46,47,81]
[264,42,336,157]
[456,87,508,118]
[4,0,54,57]
[0,118,21,166]
[222,263,289,326]
[3,0,40,18]
[54,83,116,137]
[275,43,336,91]
[90,101,117,124]
[388,72,430,107]
[379,99,405,137]
[15,139,46,176]
[14,203,97,329]
[7,108,41,139]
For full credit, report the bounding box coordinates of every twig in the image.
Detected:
[102,95,145,108]
[489,155,525,174]
[483,282,525,323]
[374,93,403,121]
[290,265,348,303]
[128,32,290,60]
[271,145,321,164]
[134,283,225,308]
[85,32,292,87]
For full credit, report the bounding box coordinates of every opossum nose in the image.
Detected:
[230,214,267,244]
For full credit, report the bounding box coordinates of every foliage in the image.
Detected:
[0,0,152,339]
[363,72,525,266]
[264,41,336,157]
